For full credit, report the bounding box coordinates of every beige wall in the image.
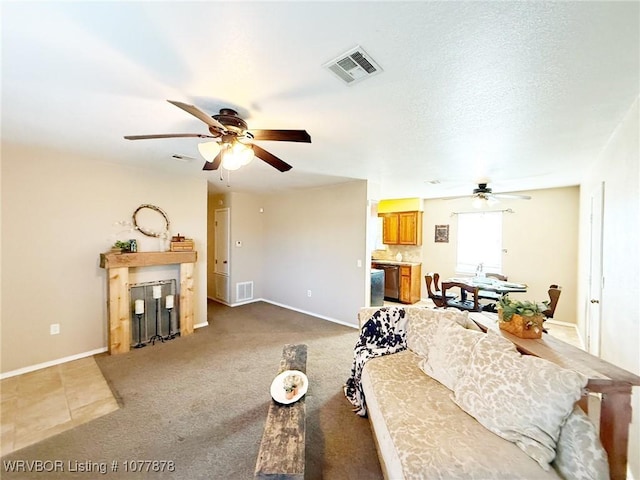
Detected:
[1,143,208,374]
[206,181,369,326]
[579,97,639,477]
[261,181,368,326]
[421,187,580,324]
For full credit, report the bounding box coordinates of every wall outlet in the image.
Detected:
[307,290,312,297]
[50,324,60,335]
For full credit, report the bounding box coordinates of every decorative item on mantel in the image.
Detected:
[497,295,549,339]
[170,234,194,252]
[111,240,133,253]
[132,204,171,251]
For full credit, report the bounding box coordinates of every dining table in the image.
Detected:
[448,276,527,297]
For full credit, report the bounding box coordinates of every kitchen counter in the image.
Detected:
[371,260,422,304]
[371,260,422,267]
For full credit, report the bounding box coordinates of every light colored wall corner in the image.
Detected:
[579,96,640,479]
[261,181,368,326]
[1,143,208,374]
[421,186,580,324]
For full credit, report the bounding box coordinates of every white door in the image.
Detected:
[214,208,230,275]
[586,182,604,356]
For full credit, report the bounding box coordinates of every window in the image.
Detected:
[456,211,502,274]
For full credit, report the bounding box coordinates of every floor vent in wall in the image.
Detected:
[236,281,254,302]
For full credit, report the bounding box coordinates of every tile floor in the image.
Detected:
[0,356,119,456]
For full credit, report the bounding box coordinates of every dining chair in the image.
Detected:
[441,281,481,312]
[425,274,446,307]
[543,284,562,319]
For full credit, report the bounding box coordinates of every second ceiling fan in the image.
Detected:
[124,100,311,172]
[447,182,532,205]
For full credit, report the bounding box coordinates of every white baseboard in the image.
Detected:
[209,296,361,330]
[545,319,577,328]
[2,319,210,379]
[0,347,108,380]
[260,299,359,329]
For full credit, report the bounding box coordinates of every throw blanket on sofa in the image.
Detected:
[344,307,408,416]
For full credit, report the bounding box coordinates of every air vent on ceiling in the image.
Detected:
[323,45,382,85]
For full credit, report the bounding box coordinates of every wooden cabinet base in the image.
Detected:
[399,264,422,304]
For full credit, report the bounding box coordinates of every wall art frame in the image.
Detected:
[435,224,449,243]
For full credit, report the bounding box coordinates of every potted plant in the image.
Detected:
[497,295,549,339]
[283,373,303,400]
[112,240,131,253]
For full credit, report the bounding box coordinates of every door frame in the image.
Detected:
[586,182,604,356]
[214,208,230,276]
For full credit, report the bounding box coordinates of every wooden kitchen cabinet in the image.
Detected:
[380,212,400,244]
[379,211,423,245]
[399,264,422,304]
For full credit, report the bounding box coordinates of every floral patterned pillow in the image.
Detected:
[420,319,484,390]
[406,307,477,358]
[553,406,610,479]
[453,334,587,470]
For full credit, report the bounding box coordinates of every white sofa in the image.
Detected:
[348,306,610,480]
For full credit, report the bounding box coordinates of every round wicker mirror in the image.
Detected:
[132,204,170,237]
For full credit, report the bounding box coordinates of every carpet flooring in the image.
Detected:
[1,301,383,479]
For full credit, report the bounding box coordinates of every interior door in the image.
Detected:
[586,182,604,356]
[214,208,230,275]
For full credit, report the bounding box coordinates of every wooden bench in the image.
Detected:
[254,344,307,480]
[470,312,640,480]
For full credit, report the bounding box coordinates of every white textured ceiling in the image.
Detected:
[2,1,638,199]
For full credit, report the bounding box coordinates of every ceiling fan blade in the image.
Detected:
[124,133,215,140]
[202,152,222,171]
[492,193,532,200]
[252,145,292,172]
[443,195,472,201]
[167,100,228,133]
[249,129,311,143]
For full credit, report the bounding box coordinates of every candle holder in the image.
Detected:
[148,298,165,345]
[133,313,147,348]
[164,307,177,340]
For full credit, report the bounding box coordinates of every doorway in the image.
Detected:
[214,208,230,303]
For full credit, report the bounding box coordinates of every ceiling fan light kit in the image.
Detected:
[197,141,220,162]
[124,100,311,174]
[220,142,254,171]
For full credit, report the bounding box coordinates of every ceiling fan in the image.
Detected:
[124,100,311,172]
[447,182,531,206]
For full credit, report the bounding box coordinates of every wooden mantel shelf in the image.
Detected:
[100,251,197,269]
[99,250,197,355]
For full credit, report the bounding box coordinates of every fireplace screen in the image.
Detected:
[129,280,178,347]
